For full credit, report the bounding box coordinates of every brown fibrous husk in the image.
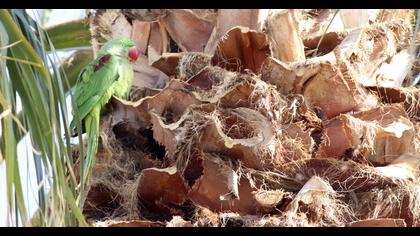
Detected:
[83,9,420,227]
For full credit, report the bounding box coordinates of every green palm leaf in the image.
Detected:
[0,9,90,227]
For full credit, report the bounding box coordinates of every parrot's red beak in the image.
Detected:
[128,46,139,62]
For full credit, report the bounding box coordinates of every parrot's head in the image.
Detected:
[101,36,139,62]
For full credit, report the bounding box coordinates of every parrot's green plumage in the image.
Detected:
[70,36,139,180]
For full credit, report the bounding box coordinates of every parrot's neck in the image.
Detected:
[108,47,127,59]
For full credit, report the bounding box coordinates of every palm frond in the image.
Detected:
[0,9,89,226]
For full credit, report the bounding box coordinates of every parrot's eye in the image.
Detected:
[128,47,139,62]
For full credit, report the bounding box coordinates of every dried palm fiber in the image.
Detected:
[281,176,354,227]
[158,9,215,52]
[83,114,161,221]
[316,104,415,165]
[136,166,189,218]
[205,9,269,54]
[366,86,420,120]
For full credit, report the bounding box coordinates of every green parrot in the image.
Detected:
[70,36,139,179]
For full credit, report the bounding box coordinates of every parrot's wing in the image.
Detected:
[70,54,119,129]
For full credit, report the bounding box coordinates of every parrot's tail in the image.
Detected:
[82,106,101,182]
